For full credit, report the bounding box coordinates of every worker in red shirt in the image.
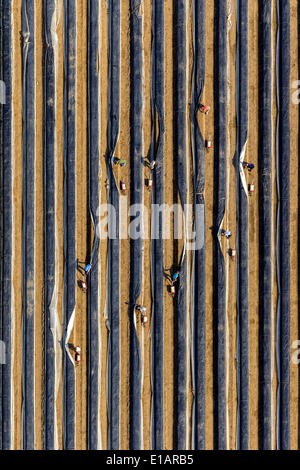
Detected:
[200,104,210,115]
[79,280,88,292]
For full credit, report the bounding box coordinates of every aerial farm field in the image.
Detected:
[0,0,299,450]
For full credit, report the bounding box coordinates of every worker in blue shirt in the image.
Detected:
[172,271,180,284]
[221,229,232,239]
[77,259,93,277]
[84,263,92,276]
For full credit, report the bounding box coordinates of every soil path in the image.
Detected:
[12,1,23,450]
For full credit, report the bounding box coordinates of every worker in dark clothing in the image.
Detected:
[144,157,156,170]
[75,346,81,365]
[242,161,255,172]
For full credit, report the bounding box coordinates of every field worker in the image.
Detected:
[77,259,92,277]
[84,263,92,276]
[172,271,180,284]
[221,229,232,239]
[136,304,146,315]
[79,280,88,292]
[200,104,210,115]
[113,157,126,167]
[150,160,156,170]
[242,161,255,172]
[119,159,127,167]
[75,347,81,365]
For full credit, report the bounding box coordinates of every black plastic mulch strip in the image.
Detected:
[129,0,143,451]
[87,0,101,450]
[212,0,227,450]
[258,0,272,450]
[190,0,206,450]
[149,0,165,451]
[276,0,290,450]
[63,0,76,450]
[43,0,56,450]
[106,0,121,450]
[21,0,35,450]
[236,0,249,450]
